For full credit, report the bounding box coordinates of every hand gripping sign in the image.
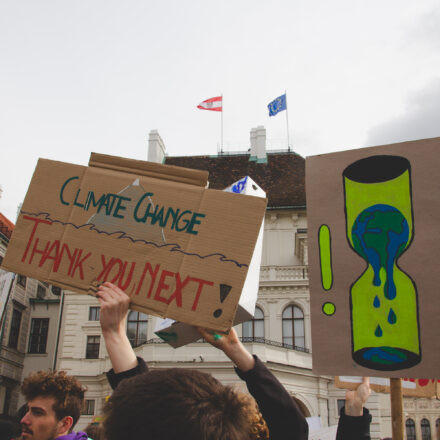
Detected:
[1,154,267,332]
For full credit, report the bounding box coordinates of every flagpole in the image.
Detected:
[285,90,291,151]
[220,94,223,153]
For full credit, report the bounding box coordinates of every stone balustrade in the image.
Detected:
[260,265,308,282]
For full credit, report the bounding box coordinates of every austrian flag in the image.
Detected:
[197,96,222,112]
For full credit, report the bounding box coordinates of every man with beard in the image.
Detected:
[20,370,88,440]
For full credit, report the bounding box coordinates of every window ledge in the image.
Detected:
[82,322,101,332]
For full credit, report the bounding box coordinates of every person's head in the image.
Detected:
[103,368,260,440]
[20,370,85,440]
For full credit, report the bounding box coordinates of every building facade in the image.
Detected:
[1,129,439,438]
[0,213,62,415]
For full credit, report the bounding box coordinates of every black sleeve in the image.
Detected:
[235,355,309,440]
[106,356,148,390]
[336,406,371,440]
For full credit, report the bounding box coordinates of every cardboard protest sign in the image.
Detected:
[154,176,265,347]
[335,376,439,398]
[1,154,267,332]
[306,137,440,378]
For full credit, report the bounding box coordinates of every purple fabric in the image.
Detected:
[57,432,89,440]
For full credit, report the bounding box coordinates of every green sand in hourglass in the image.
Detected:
[343,156,421,371]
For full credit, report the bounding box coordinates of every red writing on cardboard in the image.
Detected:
[20,215,213,311]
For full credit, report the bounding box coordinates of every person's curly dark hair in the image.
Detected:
[21,370,85,427]
[104,368,259,440]
[236,392,269,440]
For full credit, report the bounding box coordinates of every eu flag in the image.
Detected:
[267,94,287,116]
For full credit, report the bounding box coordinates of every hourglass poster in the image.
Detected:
[306,137,440,378]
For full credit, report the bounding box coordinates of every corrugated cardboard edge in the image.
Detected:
[89,153,208,187]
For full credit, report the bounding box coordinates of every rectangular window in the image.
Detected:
[86,335,100,359]
[36,284,46,299]
[337,399,345,416]
[242,321,252,338]
[127,311,148,348]
[8,309,22,349]
[282,320,293,347]
[17,274,26,288]
[88,307,100,321]
[294,320,305,349]
[254,320,264,338]
[81,399,95,415]
[28,318,49,353]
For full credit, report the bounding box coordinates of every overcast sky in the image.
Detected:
[1,0,440,221]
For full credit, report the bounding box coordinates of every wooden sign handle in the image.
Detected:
[390,378,404,440]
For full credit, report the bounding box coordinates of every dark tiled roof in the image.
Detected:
[0,213,14,240]
[165,152,305,208]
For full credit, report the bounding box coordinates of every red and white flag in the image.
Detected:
[197,96,222,112]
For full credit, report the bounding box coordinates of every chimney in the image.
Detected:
[249,126,266,162]
[249,127,257,156]
[147,130,166,164]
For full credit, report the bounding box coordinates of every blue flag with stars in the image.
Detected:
[267,93,287,116]
[267,94,287,116]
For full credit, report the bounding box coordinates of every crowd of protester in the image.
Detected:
[2,281,396,440]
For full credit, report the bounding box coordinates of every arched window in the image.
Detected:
[421,418,431,440]
[282,305,305,349]
[127,311,148,347]
[406,419,416,440]
[242,307,264,340]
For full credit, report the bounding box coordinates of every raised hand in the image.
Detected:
[96,282,130,335]
[345,377,371,416]
[197,327,255,372]
[96,282,137,373]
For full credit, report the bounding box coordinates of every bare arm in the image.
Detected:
[96,282,138,373]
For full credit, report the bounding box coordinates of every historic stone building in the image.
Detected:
[1,128,439,438]
[0,213,62,415]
